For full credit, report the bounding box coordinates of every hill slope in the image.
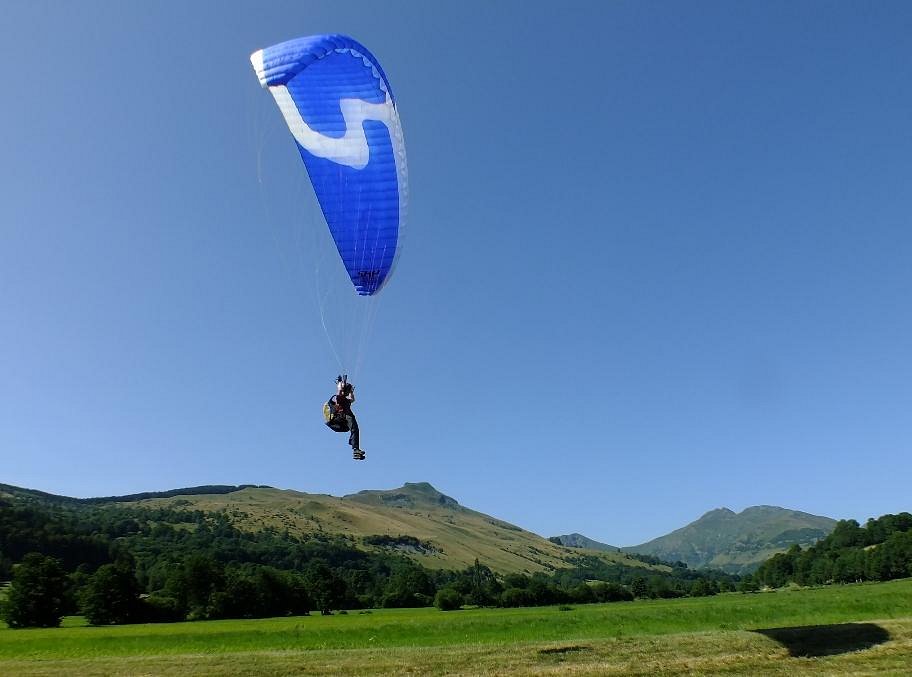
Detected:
[624,505,837,573]
[113,481,660,575]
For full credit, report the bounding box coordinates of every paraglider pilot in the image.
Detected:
[332,376,363,461]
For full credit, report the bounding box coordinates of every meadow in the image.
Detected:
[1,579,911,675]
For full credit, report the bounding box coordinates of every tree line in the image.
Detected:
[750,513,912,588]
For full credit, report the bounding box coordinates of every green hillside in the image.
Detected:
[122,481,656,575]
[625,506,837,574]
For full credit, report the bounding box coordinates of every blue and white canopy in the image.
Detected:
[252,35,407,295]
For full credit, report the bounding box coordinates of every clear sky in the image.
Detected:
[2,1,911,546]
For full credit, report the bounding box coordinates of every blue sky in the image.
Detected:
[2,1,911,546]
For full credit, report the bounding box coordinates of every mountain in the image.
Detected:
[623,505,838,574]
[0,481,662,576]
[0,483,269,505]
[2,482,833,577]
[551,533,620,551]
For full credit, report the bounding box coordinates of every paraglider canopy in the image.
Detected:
[251,35,408,296]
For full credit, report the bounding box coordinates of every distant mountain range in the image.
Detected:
[2,481,837,576]
[555,506,837,574]
[550,533,620,551]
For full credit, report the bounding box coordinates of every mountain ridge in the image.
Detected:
[620,504,838,573]
[4,480,650,576]
[550,533,620,551]
[0,483,269,505]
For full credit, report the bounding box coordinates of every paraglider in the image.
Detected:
[323,375,363,460]
[251,34,408,460]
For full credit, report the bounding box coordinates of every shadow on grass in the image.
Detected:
[537,645,592,656]
[754,622,890,658]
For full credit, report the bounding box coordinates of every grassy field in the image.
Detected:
[1,579,911,675]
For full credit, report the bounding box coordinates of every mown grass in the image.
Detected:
[1,579,910,675]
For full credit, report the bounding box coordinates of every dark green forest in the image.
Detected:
[751,513,912,588]
[0,486,738,627]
